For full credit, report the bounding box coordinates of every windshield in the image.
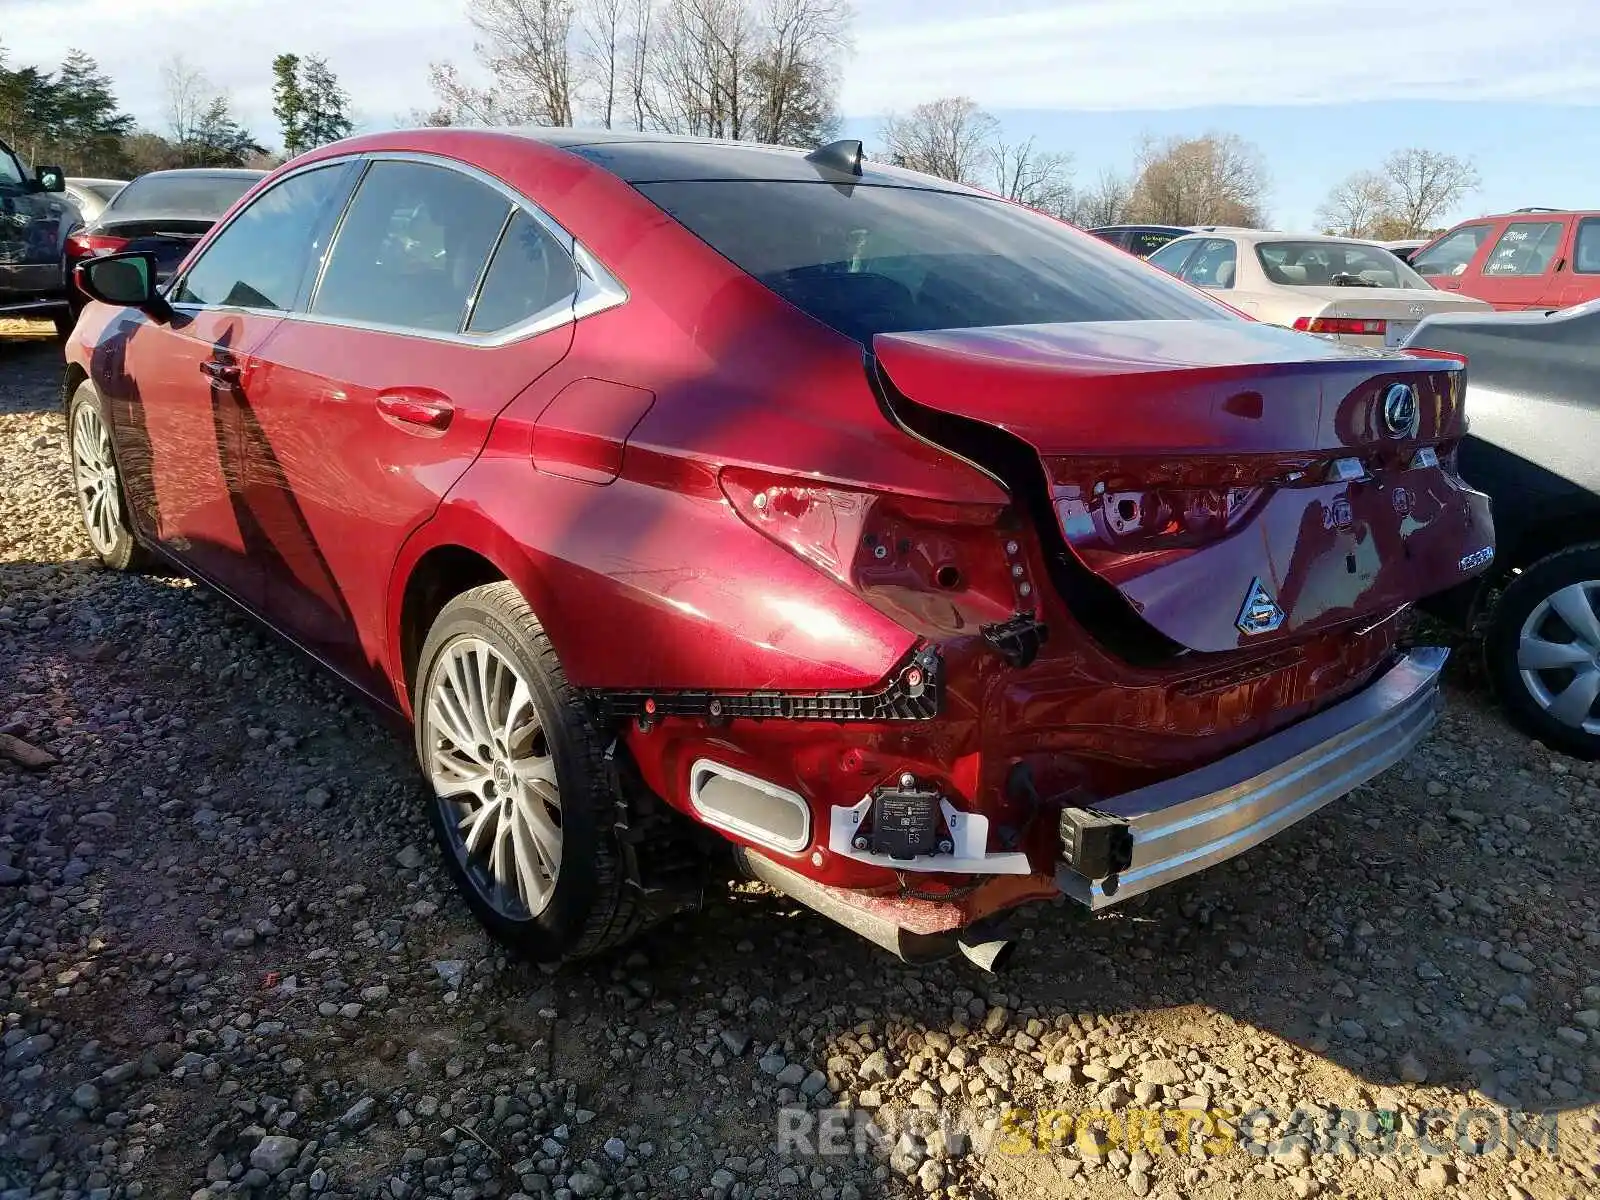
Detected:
[1256,240,1428,290]
[637,180,1234,344]
[106,172,261,219]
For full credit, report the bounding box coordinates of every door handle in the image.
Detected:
[199,359,241,384]
[377,391,454,431]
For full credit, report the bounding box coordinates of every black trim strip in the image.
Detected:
[584,644,942,725]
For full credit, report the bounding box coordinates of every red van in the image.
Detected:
[1410,209,1600,311]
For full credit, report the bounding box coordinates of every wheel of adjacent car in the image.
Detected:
[67,380,149,572]
[1486,544,1600,759]
[414,582,641,961]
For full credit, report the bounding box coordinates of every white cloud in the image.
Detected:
[841,0,1599,114]
[1,0,1595,149]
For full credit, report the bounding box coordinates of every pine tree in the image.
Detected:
[301,57,353,148]
[272,53,307,157]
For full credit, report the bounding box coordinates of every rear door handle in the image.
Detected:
[377,391,454,431]
[199,359,241,384]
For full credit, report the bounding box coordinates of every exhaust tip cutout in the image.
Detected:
[957,933,1016,974]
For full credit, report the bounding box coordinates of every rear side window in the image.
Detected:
[1483,221,1566,276]
[467,210,578,334]
[1411,225,1490,278]
[637,181,1231,344]
[1181,239,1237,288]
[313,161,511,334]
[174,165,346,310]
[1127,230,1181,257]
[1575,219,1600,274]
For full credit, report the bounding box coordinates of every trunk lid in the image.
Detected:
[1296,287,1492,346]
[874,319,1495,655]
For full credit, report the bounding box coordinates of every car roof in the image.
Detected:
[511,128,986,192]
[1087,224,1192,235]
[1168,229,1395,247]
[68,177,127,187]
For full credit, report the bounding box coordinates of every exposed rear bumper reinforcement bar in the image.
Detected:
[1057,646,1447,910]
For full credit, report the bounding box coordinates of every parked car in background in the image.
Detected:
[65,168,264,312]
[1406,300,1600,758]
[0,136,76,335]
[1149,230,1492,347]
[1409,209,1600,311]
[64,177,127,225]
[1375,238,1427,263]
[1086,223,1192,257]
[63,129,1493,965]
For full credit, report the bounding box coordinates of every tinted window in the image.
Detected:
[1146,237,1199,275]
[0,143,23,187]
[467,210,578,334]
[1483,220,1566,276]
[1256,240,1423,289]
[1575,219,1600,275]
[1181,239,1237,288]
[313,161,511,334]
[637,182,1230,343]
[82,181,124,202]
[174,165,347,310]
[1410,225,1490,278]
[107,172,260,218]
[1127,230,1181,257]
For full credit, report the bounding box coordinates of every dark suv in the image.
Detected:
[0,137,76,334]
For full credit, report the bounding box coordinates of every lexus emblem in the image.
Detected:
[1236,578,1286,636]
[1382,382,1419,438]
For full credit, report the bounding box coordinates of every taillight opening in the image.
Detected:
[1293,316,1387,337]
[68,232,130,258]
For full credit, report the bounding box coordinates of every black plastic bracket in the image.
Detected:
[982,612,1050,668]
[1058,807,1133,881]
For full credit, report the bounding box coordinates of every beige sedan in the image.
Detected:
[1146,230,1492,347]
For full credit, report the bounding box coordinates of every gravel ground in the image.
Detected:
[5,317,1600,1200]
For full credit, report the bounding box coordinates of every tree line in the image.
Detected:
[3,21,1482,238]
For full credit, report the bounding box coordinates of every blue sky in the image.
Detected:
[5,0,1596,229]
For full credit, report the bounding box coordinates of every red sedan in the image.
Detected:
[64,129,1495,968]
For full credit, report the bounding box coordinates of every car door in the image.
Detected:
[1556,216,1600,307]
[241,156,580,696]
[107,161,356,608]
[1473,217,1573,310]
[0,140,61,300]
[1410,222,1496,298]
[1145,236,1201,279]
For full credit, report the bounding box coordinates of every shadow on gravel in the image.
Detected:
[0,330,63,416]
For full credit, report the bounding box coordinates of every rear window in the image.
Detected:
[107,173,260,218]
[1127,229,1182,257]
[1575,219,1600,274]
[1256,241,1426,290]
[636,181,1232,343]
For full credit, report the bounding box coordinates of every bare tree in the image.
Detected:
[462,0,579,126]
[1381,147,1480,237]
[1128,132,1268,227]
[990,137,1073,216]
[748,0,850,145]
[1068,168,1134,228]
[879,96,997,184]
[420,61,543,125]
[1316,169,1396,238]
[626,0,653,129]
[161,56,209,148]
[580,0,628,127]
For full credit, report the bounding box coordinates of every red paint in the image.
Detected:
[1412,210,1600,311]
[62,127,1497,934]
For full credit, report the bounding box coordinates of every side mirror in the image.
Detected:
[34,165,65,193]
[75,252,171,322]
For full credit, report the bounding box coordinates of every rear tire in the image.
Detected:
[1485,544,1600,759]
[67,381,150,572]
[414,582,643,961]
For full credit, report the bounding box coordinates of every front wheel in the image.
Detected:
[1485,544,1600,759]
[67,381,150,572]
[413,582,643,961]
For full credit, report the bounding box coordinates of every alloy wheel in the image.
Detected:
[70,402,122,557]
[422,636,563,919]
[1517,580,1600,734]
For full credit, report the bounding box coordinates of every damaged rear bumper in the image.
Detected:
[1056,645,1447,909]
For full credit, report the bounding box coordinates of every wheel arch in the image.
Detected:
[388,506,569,720]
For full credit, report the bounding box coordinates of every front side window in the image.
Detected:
[174,165,347,310]
[1256,240,1423,289]
[313,161,511,334]
[1181,239,1237,288]
[0,141,24,187]
[637,181,1232,345]
[1574,218,1600,275]
[1146,237,1200,276]
[1410,225,1490,278]
[1483,220,1566,276]
[467,210,578,334]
